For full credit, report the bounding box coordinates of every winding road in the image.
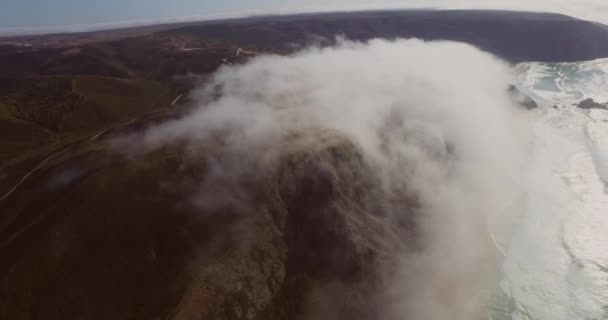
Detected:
[0,92,182,205]
[171,94,183,106]
[0,148,72,203]
[222,47,259,65]
[88,129,108,141]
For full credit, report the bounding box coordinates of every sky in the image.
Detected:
[2,0,608,35]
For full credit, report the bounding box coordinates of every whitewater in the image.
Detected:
[489,59,608,320]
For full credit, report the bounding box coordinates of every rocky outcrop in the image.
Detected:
[577,98,608,110]
[171,131,415,320]
[508,85,538,110]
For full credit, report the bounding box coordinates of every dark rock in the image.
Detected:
[508,85,538,110]
[577,98,608,110]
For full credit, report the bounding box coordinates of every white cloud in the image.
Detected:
[133,38,532,319]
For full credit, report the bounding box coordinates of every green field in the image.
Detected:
[64,75,172,136]
[0,75,173,165]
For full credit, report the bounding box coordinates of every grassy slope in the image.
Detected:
[0,75,173,194]
[0,78,60,164]
[63,75,172,136]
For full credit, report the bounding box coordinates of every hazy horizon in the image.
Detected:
[2,0,608,36]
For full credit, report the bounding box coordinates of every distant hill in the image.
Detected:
[3,10,608,89]
[4,10,608,63]
[164,10,608,63]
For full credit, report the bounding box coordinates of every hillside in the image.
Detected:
[0,126,411,319]
[165,10,608,63]
[4,10,608,63]
[0,9,603,320]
